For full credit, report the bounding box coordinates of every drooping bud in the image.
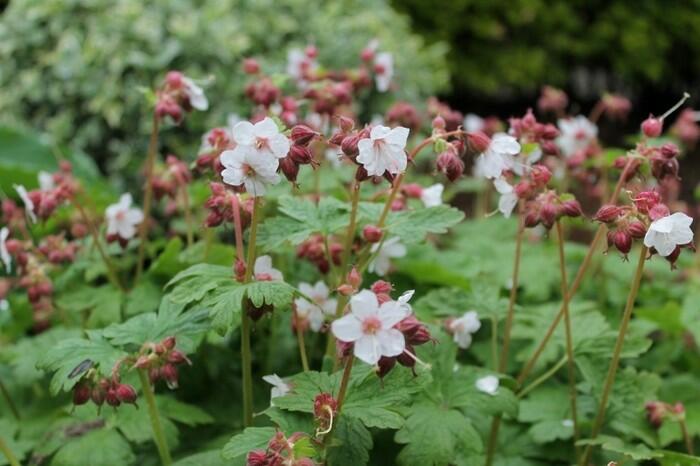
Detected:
[612,230,632,255]
[242,58,260,75]
[73,382,91,406]
[560,200,582,218]
[341,135,361,158]
[290,125,318,146]
[436,150,464,182]
[363,225,383,243]
[467,131,491,153]
[115,384,138,405]
[641,116,663,138]
[246,450,268,466]
[539,202,558,229]
[161,363,179,389]
[530,165,552,186]
[105,388,120,407]
[162,336,176,350]
[628,221,647,239]
[288,145,314,165]
[594,205,622,223]
[279,156,300,183]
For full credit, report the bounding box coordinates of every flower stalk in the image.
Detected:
[296,324,310,372]
[555,220,580,457]
[135,113,161,281]
[0,379,19,421]
[241,197,262,427]
[578,245,648,466]
[0,436,20,466]
[138,369,172,466]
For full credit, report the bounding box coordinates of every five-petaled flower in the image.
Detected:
[374,52,394,92]
[369,237,406,276]
[357,125,410,177]
[556,116,598,158]
[477,133,521,179]
[105,193,144,240]
[182,76,209,111]
[254,255,284,281]
[476,375,499,395]
[262,374,291,405]
[230,117,291,162]
[220,147,281,197]
[331,289,411,365]
[295,281,337,332]
[643,212,694,257]
[448,311,481,349]
[494,178,518,218]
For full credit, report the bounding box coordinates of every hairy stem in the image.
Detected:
[485,209,525,466]
[241,197,262,427]
[516,158,635,384]
[555,220,580,457]
[74,200,124,293]
[181,186,194,248]
[138,369,172,466]
[296,324,310,372]
[680,418,695,455]
[135,113,161,281]
[517,355,567,399]
[578,246,648,466]
[336,356,354,413]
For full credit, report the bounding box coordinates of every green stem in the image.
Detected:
[680,418,695,455]
[296,324,310,372]
[181,186,194,248]
[0,379,20,421]
[138,369,172,466]
[578,246,648,466]
[136,113,161,282]
[555,220,580,458]
[517,356,567,399]
[490,317,498,371]
[485,209,525,466]
[0,437,19,466]
[241,197,262,427]
[336,356,354,413]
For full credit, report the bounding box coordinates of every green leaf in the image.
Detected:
[222,427,276,460]
[577,435,661,461]
[172,450,228,466]
[166,264,232,306]
[518,386,575,443]
[380,205,465,244]
[55,284,123,328]
[257,195,349,250]
[326,416,372,466]
[395,404,482,466]
[37,334,126,395]
[51,428,135,466]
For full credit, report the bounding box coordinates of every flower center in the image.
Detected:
[116,211,126,221]
[242,163,255,176]
[255,137,269,150]
[361,316,382,334]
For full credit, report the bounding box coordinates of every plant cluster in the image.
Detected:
[1,40,700,466]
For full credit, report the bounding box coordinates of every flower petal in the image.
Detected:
[331,314,364,342]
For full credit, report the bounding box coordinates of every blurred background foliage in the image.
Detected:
[392,0,700,118]
[0,0,448,173]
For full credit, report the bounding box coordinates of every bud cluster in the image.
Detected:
[134,336,191,389]
[155,71,207,123]
[279,125,320,184]
[537,86,568,115]
[38,234,79,264]
[22,162,79,222]
[296,234,342,274]
[385,101,421,133]
[508,109,560,150]
[645,400,685,428]
[204,183,253,228]
[151,155,192,201]
[246,431,314,466]
[196,127,235,174]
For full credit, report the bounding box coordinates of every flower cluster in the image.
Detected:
[445,311,481,349]
[155,71,208,123]
[134,336,191,389]
[296,234,342,274]
[72,375,138,410]
[105,193,145,247]
[645,400,686,428]
[293,281,337,332]
[246,431,314,466]
[13,163,78,223]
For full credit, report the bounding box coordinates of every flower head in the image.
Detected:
[356,125,410,177]
[0,227,11,272]
[475,375,499,395]
[254,255,283,281]
[14,185,37,223]
[643,212,694,257]
[369,237,406,276]
[182,77,209,111]
[105,193,144,240]
[556,116,598,157]
[447,311,481,349]
[420,183,444,208]
[331,289,411,365]
[477,133,521,179]
[295,281,337,332]
[231,117,290,161]
[374,52,394,92]
[220,147,281,197]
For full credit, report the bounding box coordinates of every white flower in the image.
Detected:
[556,116,597,157]
[477,133,521,179]
[562,419,574,428]
[230,117,290,161]
[643,212,694,257]
[331,289,409,365]
[464,113,485,133]
[357,125,410,177]
[220,146,281,197]
[369,237,406,276]
[14,185,36,223]
[38,171,55,191]
[295,281,337,332]
[510,147,542,177]
[475,375,499,395]
[0,300,8,312]
[262,374,290,404]
[182,77,208,111]
[286,49,317,85]
[374,52,394,92]
[0,227,11,273]
[254,255,284,281]
[493,178,518,218]
[448,311,481,349]
[105,193,144,240]
[420,184,444,208]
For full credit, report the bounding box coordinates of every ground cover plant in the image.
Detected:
[1,38,700,466]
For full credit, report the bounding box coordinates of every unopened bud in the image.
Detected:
[242,58,260,75]
[540,202,558,229]
[641,116,663,138]
[290,125,318,146]
[115,384,138,405]
[338,115,355,133]
[161,363,179,389]
[73,383,91,406]
[613,230,632,254]
[467,131,491,153]
[371,280,393,295]
[561,199,582,218]
[432,116,446,130]
[341,135,361,158]
[594,205,622,223]
[347,266,361,289]
[530,165,552,186]
[288,145,314,164]
[660,142,680,159]
[628,221,647,239]
[363,225,383,243]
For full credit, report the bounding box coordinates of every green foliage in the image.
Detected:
[0,0,448,167]
[50,428,135,466]
[222,427,277,460]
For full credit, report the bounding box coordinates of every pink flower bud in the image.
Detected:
[105,388,120,407]
[290,125,318,146]
[593,205,622,223]
[561,200,582,218]
[73,382,91,406]
[91,386,105,406]
[347,266,361,289]
[432,116,446,130]
[641,116,663,138]
[530,165,552,186]
[338,115,355,133]
[523,210,540,228]
[288,145,314,165]
[246,451,268,466]
[660,142,680,159]
[436,150,464,182]
[539,202,557,229]
[161,363,179,389]
[115,384,138,405]
[467,131,491,153]
[376,355,397,378]
[402,183,423,199]
[341,135,361,158]
[165,71,184,88]
[627,221,647,239]
[162,336,176,350]
[280,156,300,183]
[242,58,260,75]
[649,203,670,221]
[363,225,383,243]
[613,230,632,254]
[371,280,393,295]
